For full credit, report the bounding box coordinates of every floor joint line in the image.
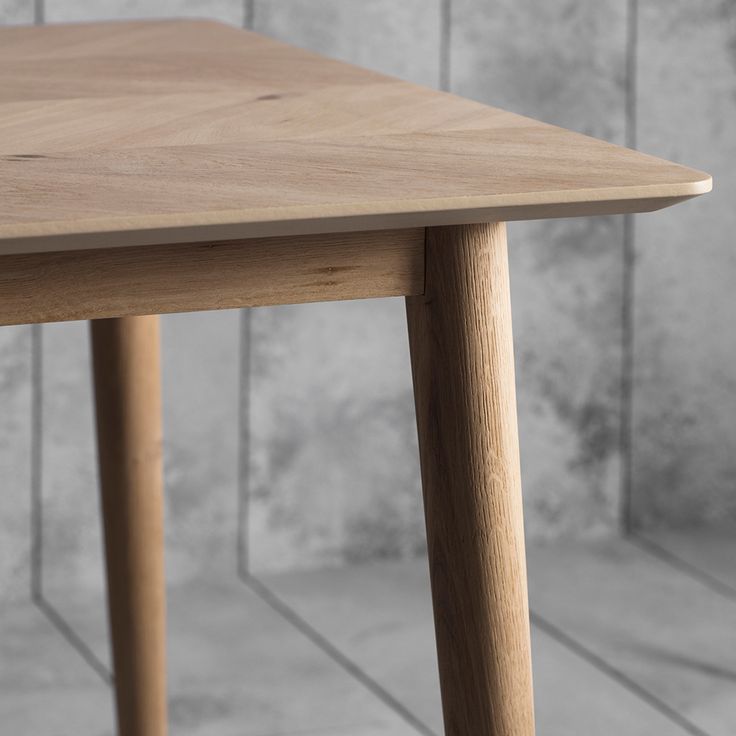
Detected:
[530,609,711,736]
[240,571,438,736]
[34,595,112,686]
[629,534,736,601]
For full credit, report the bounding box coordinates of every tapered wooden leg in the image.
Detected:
[406,223,534,736]
[91,316,167,736]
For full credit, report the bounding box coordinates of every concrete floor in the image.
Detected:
[1,532,735,736]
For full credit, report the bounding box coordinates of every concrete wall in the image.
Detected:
[246,0,629,571]
[0,0,732,599]
[0,326,31,601]
[631,0,736,528]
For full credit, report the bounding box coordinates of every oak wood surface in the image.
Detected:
[406,223,534,736]
[0,229,424,326]
[91,316,167,736]
[0,19,710,255]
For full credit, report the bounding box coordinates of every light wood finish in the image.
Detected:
[406,223,533,736]
[0,229,423,327]
[0,18,713,736]
[91,316,167,736]
[0,20,710,254]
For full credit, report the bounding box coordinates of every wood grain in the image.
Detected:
[406,223,534,736]
[0,20,710,254]
[0,229,424,326]
[91,316,167,736]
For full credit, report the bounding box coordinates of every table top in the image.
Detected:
[0,19,711,255]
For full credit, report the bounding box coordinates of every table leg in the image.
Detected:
[406,223,535,736]
[90,316,167,736]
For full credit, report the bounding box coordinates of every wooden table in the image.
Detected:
[0,19,710,736]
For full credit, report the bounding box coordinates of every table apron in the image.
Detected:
[0,228,425,325]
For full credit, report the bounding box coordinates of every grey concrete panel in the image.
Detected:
[451,0,628,537]
[0,326,32,601]
[41,311,240,599]
[632,0,736,528]
[46,0,243,24]
[0,0,33,23]
[247,0,441,572]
